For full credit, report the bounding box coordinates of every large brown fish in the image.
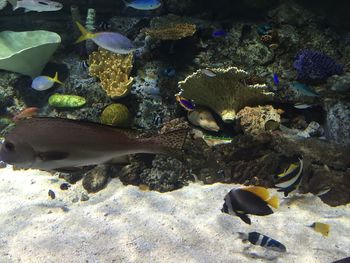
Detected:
[0,117,187,171]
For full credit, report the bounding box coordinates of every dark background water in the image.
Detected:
[1,0,350,31]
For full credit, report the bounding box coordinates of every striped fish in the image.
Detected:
[274,157,303,197]
[238,231,287,253]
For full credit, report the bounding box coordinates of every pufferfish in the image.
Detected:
[221,186,279,224]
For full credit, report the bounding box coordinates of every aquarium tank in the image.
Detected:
[0,0,349,262]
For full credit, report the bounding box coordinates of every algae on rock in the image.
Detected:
[178,66,274,122]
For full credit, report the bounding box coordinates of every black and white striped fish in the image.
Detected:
[274,157,303,197]
[78,60,89,70]
[238,231,287,253]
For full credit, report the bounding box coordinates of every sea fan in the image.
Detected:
[293,49,344,81]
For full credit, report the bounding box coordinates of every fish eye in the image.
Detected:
[4,141,15,151]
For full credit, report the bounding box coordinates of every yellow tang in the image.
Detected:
[310,222,330,237]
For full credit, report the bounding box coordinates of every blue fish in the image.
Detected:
[31,72,63,91]
[238,232,286,253]
[273,73,279,86]
[291,82,319,97]
[162,68,176,77]
[212,29,226,38]
[75,22,136,54]
[123,0,161,10]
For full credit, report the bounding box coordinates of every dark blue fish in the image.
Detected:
[238,232,286,253]
[162,68,176,77]
[273,73,279,86]
[212,29,226,38]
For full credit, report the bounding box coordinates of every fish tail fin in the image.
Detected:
[267,194,279,209]
[156,129,188,152]
[237,232,248,241]
[145,129,188,158]
[52,72,63,85]
[74,21,95,44]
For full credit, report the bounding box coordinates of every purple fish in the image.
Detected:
[74,22,136,54]
[0,117,187,171]
[176,95,195,111]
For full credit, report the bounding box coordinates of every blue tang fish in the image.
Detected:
[123,0,161,10]
[31,72,63,91]
[75,22,136,54]
[212,29,226,38]
[273,73,279,86]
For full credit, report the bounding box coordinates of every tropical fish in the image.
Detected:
[123,0,161,10]
[187,108,220,132]
[176,95,195,111]
[12,107,39,122]
[294,103,314,109]
[291,82,319,97]
[11,0,63,12]
[221,186,279,224]
[31,72,63,91]
[162,68,176,77]
[0,117,187,171]
[332,256,350,263]
[212,29,226,38]
[273,73,279,86]
[309,222,330,237]
[79,60,89,70]
[74,22,136,54]
[48,189,55,199]
[238,231,286,253]
[201,69,217,77]
[274,157,303,197]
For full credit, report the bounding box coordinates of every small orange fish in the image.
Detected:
[12,107,39,122]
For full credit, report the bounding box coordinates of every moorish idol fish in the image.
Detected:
[221,186,279,224]
[274,157,304,197]
[238,231,287,253]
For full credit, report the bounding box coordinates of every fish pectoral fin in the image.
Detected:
[37,151,69,161]
[237,213,251,225]
[242,186,270,201]
[267,194,279,209]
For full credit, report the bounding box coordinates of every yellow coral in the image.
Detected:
[88,49,133,99]
[145,23,196,40]
[178,67,274,123]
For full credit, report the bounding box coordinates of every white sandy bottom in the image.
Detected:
[0,167,349,263]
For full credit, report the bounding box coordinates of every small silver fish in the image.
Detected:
[0,117,187,171]
[123,0,161,10]
[12,0,63,12]
[201,69,216,77]
[294,103,314,109]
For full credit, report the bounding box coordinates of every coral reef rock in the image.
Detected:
[324,101,350,146]
[82,166,110,193]
[178,67,274,122]
[88,49,133,99]
[145,14,196,40]
[237,105,281,135]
